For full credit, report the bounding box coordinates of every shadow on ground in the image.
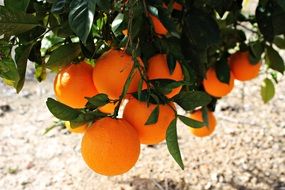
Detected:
[118,164,285,190]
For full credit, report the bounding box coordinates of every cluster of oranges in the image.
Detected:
[51,2,262,175]
[53,49,184,176]
[53,48,261,176]
[203,51,261,98]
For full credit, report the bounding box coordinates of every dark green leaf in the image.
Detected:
[183,9,221,49]
[137,78,144,100]
[86,94,110,108]
[80,34,96,58]
[4,0,30,12]
[272,3,285,35]
[166,118,184,169]
[96,0,112,11]
[14,44,33,92]
[112,13,124,33]
[46,43,81,71]
[261,78,275,103]
[273,36,285,49]
[173,91,212,111]
[145,105,159,125]
[46,98,81,121]
[249,41,265,63]
[71,110,107,124]
[265,46,285,73]
[51,0,66,13]
[0,6,39,37]
[157,7,179,37]
[216,58,230,84]
[151,79,185,95]
[68,0,96,43]
[256,2,274,42]
[178,115,204,128]
[167,54,176,75]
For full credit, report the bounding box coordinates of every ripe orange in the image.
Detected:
[147,54,184,98]
[203,68,234,97]
[188,110,216,137]
[149,14,168,35]
[229,51,261,81]
[81,117,140,176]
[92,49,142,99]
[123,97,176,145]
[65,121,87,133]
[54,62,97,108]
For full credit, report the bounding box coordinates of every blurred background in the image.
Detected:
[0,0,285,190]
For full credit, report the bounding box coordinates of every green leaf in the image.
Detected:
[249,41,265,63]
[166,118,184,169]
[71,110,107,124]
[14,44,33,93]
[178,115,204,128]
[4,0,30,12]
[111,13,124,33]
[273,36,285,49]
[51,0,66,13]
[265,46,285,73]
[46,98,81,121]
[183,9,221,49]
[137,78,144,101]
[0,58,20,88]
[145,105,159,125]
[86,94,110,108]
[69,0,96,44]
[216,58,230,84]
[256,2,274,42]
[173,91,212,111]
[261,78,275,103]
[151,79,185,95]
[157,7,179,37]
[0,6,39,37]
[46,43,81,71]
[167,54,177,75]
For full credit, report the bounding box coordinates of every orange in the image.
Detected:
[229,51,261,81]
[54,62,97,108]
[203,68,234,97]
[123,97,176,145]
[172,2,183,10]
[92,49,142,99]
[149,14,168,35]
[122,29,128,36]
[163,2,183,11]
[81,117,140,176]
[65,121,87,133]
[98,101,118,114]
[188,110,216,137]
[147,54,184,98]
